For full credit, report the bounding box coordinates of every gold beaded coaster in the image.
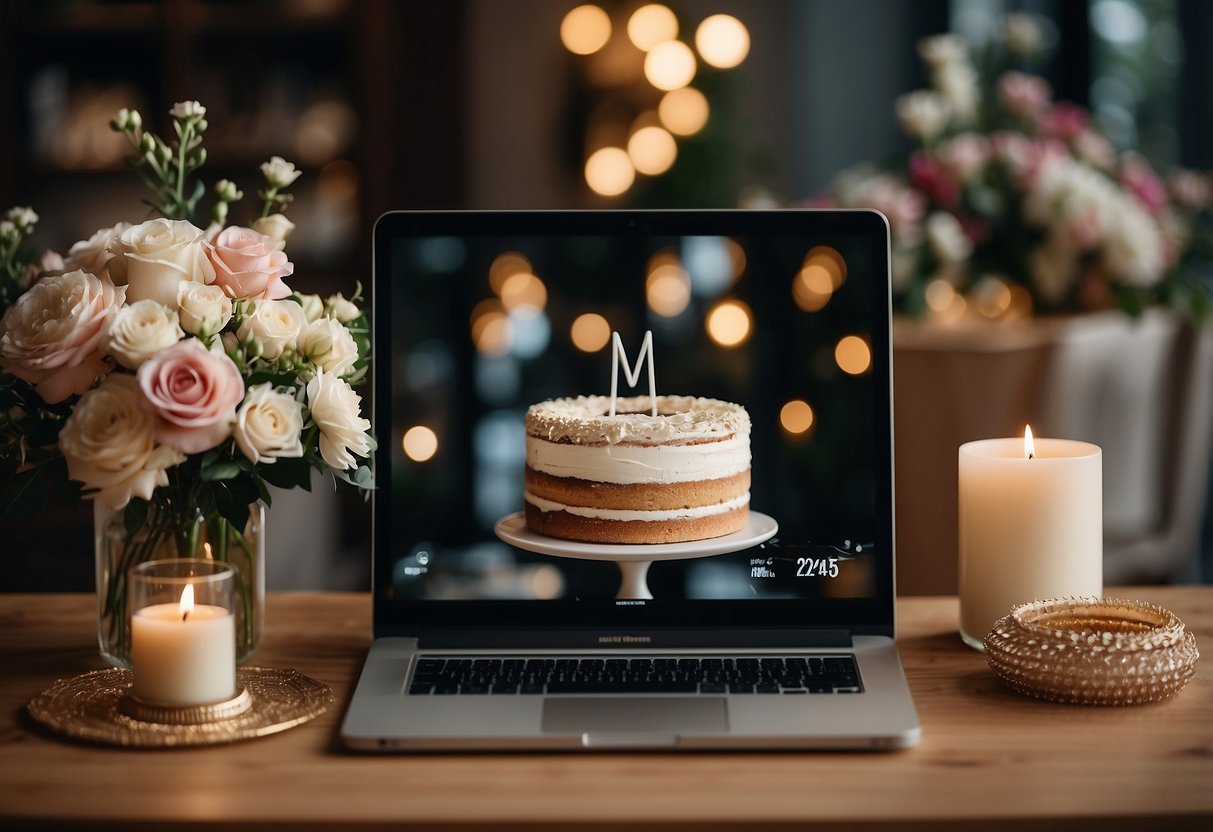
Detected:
[984,597,1199,706]
[27,666,332,747]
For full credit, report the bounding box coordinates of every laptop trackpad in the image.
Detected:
[542,697,727,734]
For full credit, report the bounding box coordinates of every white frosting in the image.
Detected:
[527,435,749,484]
[525,491,749,521]
[526,395,749,445]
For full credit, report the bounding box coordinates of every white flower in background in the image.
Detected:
[917,34,967,68]
[835,171,926,245]
[105,299,184,369]
[21,250,65,290]
[297,293,325,322]
[936,133,990,182]
[108,218,214,307]
[1167,169,1211,212]
[933,60,979,122]
[260,156,301,188]
[1002,13,1042,56]
[925,212,973,263]
[325,292,360,323]
[169,100,206,120]
[64,222,131,280]
[896,91,951,142]
[0,220,15,239]
[6,206,38,229]
[1029,234,1079,305]
[298,317,358,376]
[233,383,305,465]
[177,282,233,336]
[1102,198,1165,287]
[306,370,372,470]
[252,213,296,243]
[59,374,185,510]
[237,298,305,359]
[1072,130,1115,170]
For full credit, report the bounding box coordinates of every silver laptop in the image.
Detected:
[341,209,920,750]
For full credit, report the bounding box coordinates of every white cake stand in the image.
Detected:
[494,511,778,600]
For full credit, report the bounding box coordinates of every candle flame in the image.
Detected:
[179,583,195,621]
[1024,425,1036,460]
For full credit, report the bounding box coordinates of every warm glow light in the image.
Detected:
[706,299,752,347]
[178,584,195,619]
[402,425,439,463]
[658,87,709,136]
[627,125,678,175]
[804,245,846,289]
[585,147,636,196]
[974,277,1012,319]
[924,279,956,312]
[835,335,872,376]
[471,300,513,356]
[694,14,750,69]
[780,399,815,435]
[1024,425,1036,460]
[627,4,678,51]
[500,272,548,311]
[1007,284,1033,320]
[646,264,691,316]
[560,5,612,55]
[793,264,834,312]
[727,239,746,281]
[644,40,697,91]
[489,252,532,295]
[571,313,612,352]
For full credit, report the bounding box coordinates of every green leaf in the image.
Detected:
[202,461,243,481]
[256,456,312,491]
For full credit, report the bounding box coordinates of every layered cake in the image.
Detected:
[524,395,751,544]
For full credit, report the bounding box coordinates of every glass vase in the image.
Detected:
[95,500,264,667]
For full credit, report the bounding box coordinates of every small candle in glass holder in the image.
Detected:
[129,559,237,706]
[958,427,1102,650]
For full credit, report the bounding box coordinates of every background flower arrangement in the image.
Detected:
[0,102,375,660]
[812,13,1213,322]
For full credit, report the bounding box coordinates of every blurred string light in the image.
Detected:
[571,313,612,352]
[646,250,692,317]
[705,298,752,347]
[471,299,512,356]
[835,335,872,376]
[792,246,846,313]
[402,425,439,463]
[780,399,814,435]
[489,251,532,294]
[560,3,750,198]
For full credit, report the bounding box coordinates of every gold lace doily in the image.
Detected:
[27,666,332,747]
[984,597,1200,706]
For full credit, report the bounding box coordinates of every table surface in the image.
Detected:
[1,588,1210,831]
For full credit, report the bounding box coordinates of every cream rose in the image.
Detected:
[325,292,361,323]
[0,269,125,403]
[178,282,234,336]
[64,222,131,280]
[109,219,214,307]
[252,213,296,243]
[105,300,184,369]
[895,91,950,141]
[260,156,301,188]
[59,374,185,509]
[298,318,358,376]
[297,293,325,322]
[233,383,305,465]
[204,226,293,300]
[306,370,372,470]
[137,339,245,453]
[237,299,305,359]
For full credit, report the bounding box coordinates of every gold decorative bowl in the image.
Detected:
[984,597,1199,706]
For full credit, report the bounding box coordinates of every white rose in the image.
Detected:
[109,219,214,308]
[65,222,131,280]
[298,317,358,376]
[233,383,305,465]
[325,292,361,323]
[59,374,186,510]
[260,156,302,188]
[178,282,233,336]
[105,299,184,369]
[917,34,967,68]
[895,91,950,141]
[1102,198,1165,287]
[252,213,296,243]
[925,212,973,263]
[306,370,372,470]
[237,298,305,359]
[297,293,325,322]
[7,206,38,229]
[1003,13,1042,57]
[170,100,206,119]
[932,60,979,122]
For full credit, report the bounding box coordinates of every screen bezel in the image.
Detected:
[372,209,896,639]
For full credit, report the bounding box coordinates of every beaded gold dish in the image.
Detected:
[27,667,332,747]
[984,597,1199,706]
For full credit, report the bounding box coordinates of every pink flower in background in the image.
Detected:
[909,151,960,208]
[936,133,991,182]
[137,338,245,454]
[1039,103,1089,141]
[204,226,293,300]
[1072,130,1116,170]
[20,250,64,290]
[1064,209,1103,250]
[1121,154,1168,218]
[998,71,1051,119]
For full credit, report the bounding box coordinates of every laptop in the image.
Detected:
[341,209,921,750]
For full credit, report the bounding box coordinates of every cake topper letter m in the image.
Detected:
[610,330,657,417]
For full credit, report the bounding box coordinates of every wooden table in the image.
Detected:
[1,589,1210,830]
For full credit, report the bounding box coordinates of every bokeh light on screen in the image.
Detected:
[560,5,612,55]
[658,87,709,136]
[500,272,548,311]
[402,425,439,462]
[585,147,635,196]
[694,14,750,69]
[793,263,834,312]
[780,399,815,435]
[835,335,872,376]
[627,4,678,51]
[571,313,612,352]
[489,252,532,294]
[644,40,697,91]
[471,300,513,356]
[646,261,691,317]
[509,307,551,358]
[706,299,752,347]
[627,125,678,175]
[804,245,847,289]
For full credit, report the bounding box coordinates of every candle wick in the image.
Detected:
[182,610,190,622]
[1028,453,1035,460]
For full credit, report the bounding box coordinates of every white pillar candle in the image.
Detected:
[131,585,236,706]
[958,429,1102,650]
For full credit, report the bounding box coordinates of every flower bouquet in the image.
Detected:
[0,102,375,664]
[813,14,1213,322]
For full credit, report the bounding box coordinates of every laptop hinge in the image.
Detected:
[414,628,854,650]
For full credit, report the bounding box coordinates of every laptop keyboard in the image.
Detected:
[407,655,861,695]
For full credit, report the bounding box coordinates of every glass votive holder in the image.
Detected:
[128,559,239,711]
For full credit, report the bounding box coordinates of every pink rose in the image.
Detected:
[909,151,960,208]
[936,133,990,182]
[1038,103,1089,142]
[1120,154,1168,218]
[137,338,245,453]
[998,71,1051,119]
[204,226,293,300]
[0,270,124,403]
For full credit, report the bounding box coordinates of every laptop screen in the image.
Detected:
[373,211,894,636]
